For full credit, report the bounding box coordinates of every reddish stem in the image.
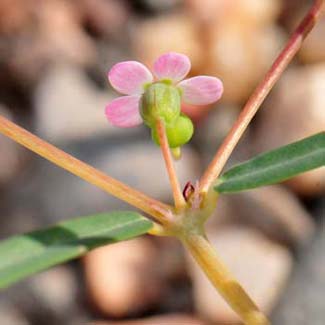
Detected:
[199,0,324,193]
[156,119,186,210]
[0,115,173,223]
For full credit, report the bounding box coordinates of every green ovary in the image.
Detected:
[140,82,181,127]
[151,114,194,148]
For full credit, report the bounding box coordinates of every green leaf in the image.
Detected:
[0,211,152,289]
[215,132,325,193]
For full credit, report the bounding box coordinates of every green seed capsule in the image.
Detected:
[140,82,181,127]
[151,113,194,148]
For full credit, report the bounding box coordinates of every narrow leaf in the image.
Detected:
[0,211,152,289]
[215,132,325,193]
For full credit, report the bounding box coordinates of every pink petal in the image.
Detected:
[153,52,191,83]
[105,95,142,128]
[108,61,153,95]
[178,76,223,105]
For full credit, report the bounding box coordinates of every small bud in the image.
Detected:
[151,113,194,148]
[140,82,181,127]
[183,181,195,201]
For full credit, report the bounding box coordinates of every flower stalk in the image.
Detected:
[156,119,186,211]
[198,0,325,194]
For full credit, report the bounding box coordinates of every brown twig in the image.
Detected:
[199,0,324,193]
[0,115,173,223]
[156,119,186,210]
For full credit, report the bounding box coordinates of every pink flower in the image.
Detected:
[105,52,223,128]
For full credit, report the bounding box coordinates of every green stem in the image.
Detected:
[183,233,270,325]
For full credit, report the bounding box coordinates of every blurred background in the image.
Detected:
[0,0,324,324]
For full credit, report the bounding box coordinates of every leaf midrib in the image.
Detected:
[0,216,150,270]
[221,146,324,184]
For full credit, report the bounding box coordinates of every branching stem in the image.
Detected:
[199,0,324,193]
[0,2,323,323]
[0,115,173,223]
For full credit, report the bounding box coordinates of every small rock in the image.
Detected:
[300,15,325,63]
[285,4,325,64]
[34,0,95,65]
[34,64,128,142]
[28,265,78,314]
[91,313,205,324]
[0,207,42,238]
[0,0,31,35]
[84,237,163,317]
[154,237,187,281]
[0,105,25,186]
[209,21,284,103]
[4,0,96,85]
[186,0,281,25]
[197,104,240,147]
[80,0,129,37]
[254,65,325,196]
[235,0,282,26]
[0,302,29,325]
[184,0,225,23]
[287,170,325,197]
[227,185,315,247]
[272,217,325,325]
[0,265,81,325]
[132,14,202,73]
[184,0,284,103]
[188,227,293,324]
[194,104,249,165]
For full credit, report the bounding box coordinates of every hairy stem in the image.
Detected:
[184,233,270,325]
[199,0,324,193]
[0,115,173,223]
[156,119,186,210]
